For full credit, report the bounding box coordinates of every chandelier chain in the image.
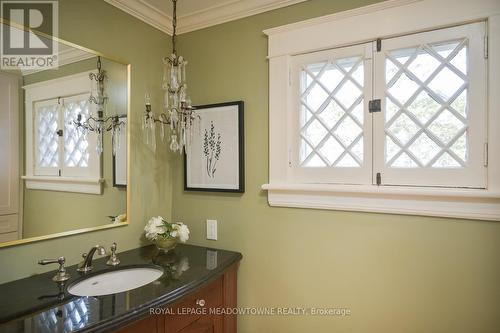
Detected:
[172,0,177,56]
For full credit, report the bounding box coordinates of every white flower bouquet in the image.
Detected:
[144,216,190,243]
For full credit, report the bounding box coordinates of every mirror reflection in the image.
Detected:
[0,31,129,245]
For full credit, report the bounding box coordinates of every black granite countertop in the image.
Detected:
[0,244,242,333]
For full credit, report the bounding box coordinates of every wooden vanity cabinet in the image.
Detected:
[114,263,238,333]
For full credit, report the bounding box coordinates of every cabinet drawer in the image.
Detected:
[0,214,18,234]
[0,231,18,242]
[165,277,223,333]
[113,315,158,333]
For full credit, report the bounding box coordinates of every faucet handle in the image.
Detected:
[38,256,71,283]
[106,242,120,266]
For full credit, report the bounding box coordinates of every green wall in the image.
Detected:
[0,1,499,332]
[171,1,500,332]
[22,58,127,237]
[0,0,172,281]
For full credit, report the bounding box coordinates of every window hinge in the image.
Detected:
[58,169,61,177]
[369,99,381,113]
[376,38,382,52]
[288,149,292,167]
[288,67,292,86]
[484,35,489,59]
[56,129,63,137]
[484,143,488,167]
[376,172,382,186]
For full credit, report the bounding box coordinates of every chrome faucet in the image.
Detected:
[77,245,107,272]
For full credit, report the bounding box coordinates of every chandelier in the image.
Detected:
[142,0,199,154]
[74,56,125,155]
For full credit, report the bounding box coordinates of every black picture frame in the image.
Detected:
[184,101,244,193]
[112,115,127,188]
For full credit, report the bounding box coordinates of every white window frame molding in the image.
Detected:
[262,0,500,221]
[23,71,103,194]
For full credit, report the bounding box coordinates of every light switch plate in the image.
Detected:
[206,219,217,240]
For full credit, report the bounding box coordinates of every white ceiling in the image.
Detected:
[104,0,308,34]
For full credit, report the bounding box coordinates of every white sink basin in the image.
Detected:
[67,265,164,297]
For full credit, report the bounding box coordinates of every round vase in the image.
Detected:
[155,236,177,253]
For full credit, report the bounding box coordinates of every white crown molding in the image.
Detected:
[103,0,173,35]
[58,47,95,67]
[103,0,307,35]
[22,46,96,75]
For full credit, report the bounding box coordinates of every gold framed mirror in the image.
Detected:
[0,20,130,248]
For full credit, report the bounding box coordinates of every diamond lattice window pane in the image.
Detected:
[390,47,416,65]
[450,46,467,74]
[299,55,365,167]
[300,106,314,124]
[334,116,362,146]
[64,99,90,167]
[351,101,363,123]
[408,133,440,166]
[386,59,399,84]
[428,67,464,101]
[386,98,400,123]
[318,137,343,165]
[392,152,418,168]
[450,90,467,118]
[428,109,465,144]
[432,152,461,168]
[337,56,360,72]
[302,119,328,147]
[388,73,419,105]
[318,100,344,128]
[450,133,467,163]
[384,38,469,169]
[303,83,329,111]
[334,79,362,109]
[351,137,363,161]
[385,136,400,163]
[432,41,460,59]
[388,113,419,145]
[407,51,440,82]
[407,91,441,124]
[336,154,359,167]
[36,104,60,167]
[306,154,327,167]
[319,65,343,91]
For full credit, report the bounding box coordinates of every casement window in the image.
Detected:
[291,23,486,188]
[23,72,102,194]
[33,94,98,177]
[264,0,500,220]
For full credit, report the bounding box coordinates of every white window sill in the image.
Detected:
[22,176,104,194]
[261,183,500,221]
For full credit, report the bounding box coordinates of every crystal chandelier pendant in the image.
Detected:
[142,0,199,154]
[161,0,198,153]
[96,131,103,155]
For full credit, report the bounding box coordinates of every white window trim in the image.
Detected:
[23,71,103,194]
[263,0,500,221]
[21,176,104,195]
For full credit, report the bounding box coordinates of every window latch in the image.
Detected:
[369,99,381,113]
[56,129,63,137]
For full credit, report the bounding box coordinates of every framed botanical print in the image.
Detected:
[184,101,244,193]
